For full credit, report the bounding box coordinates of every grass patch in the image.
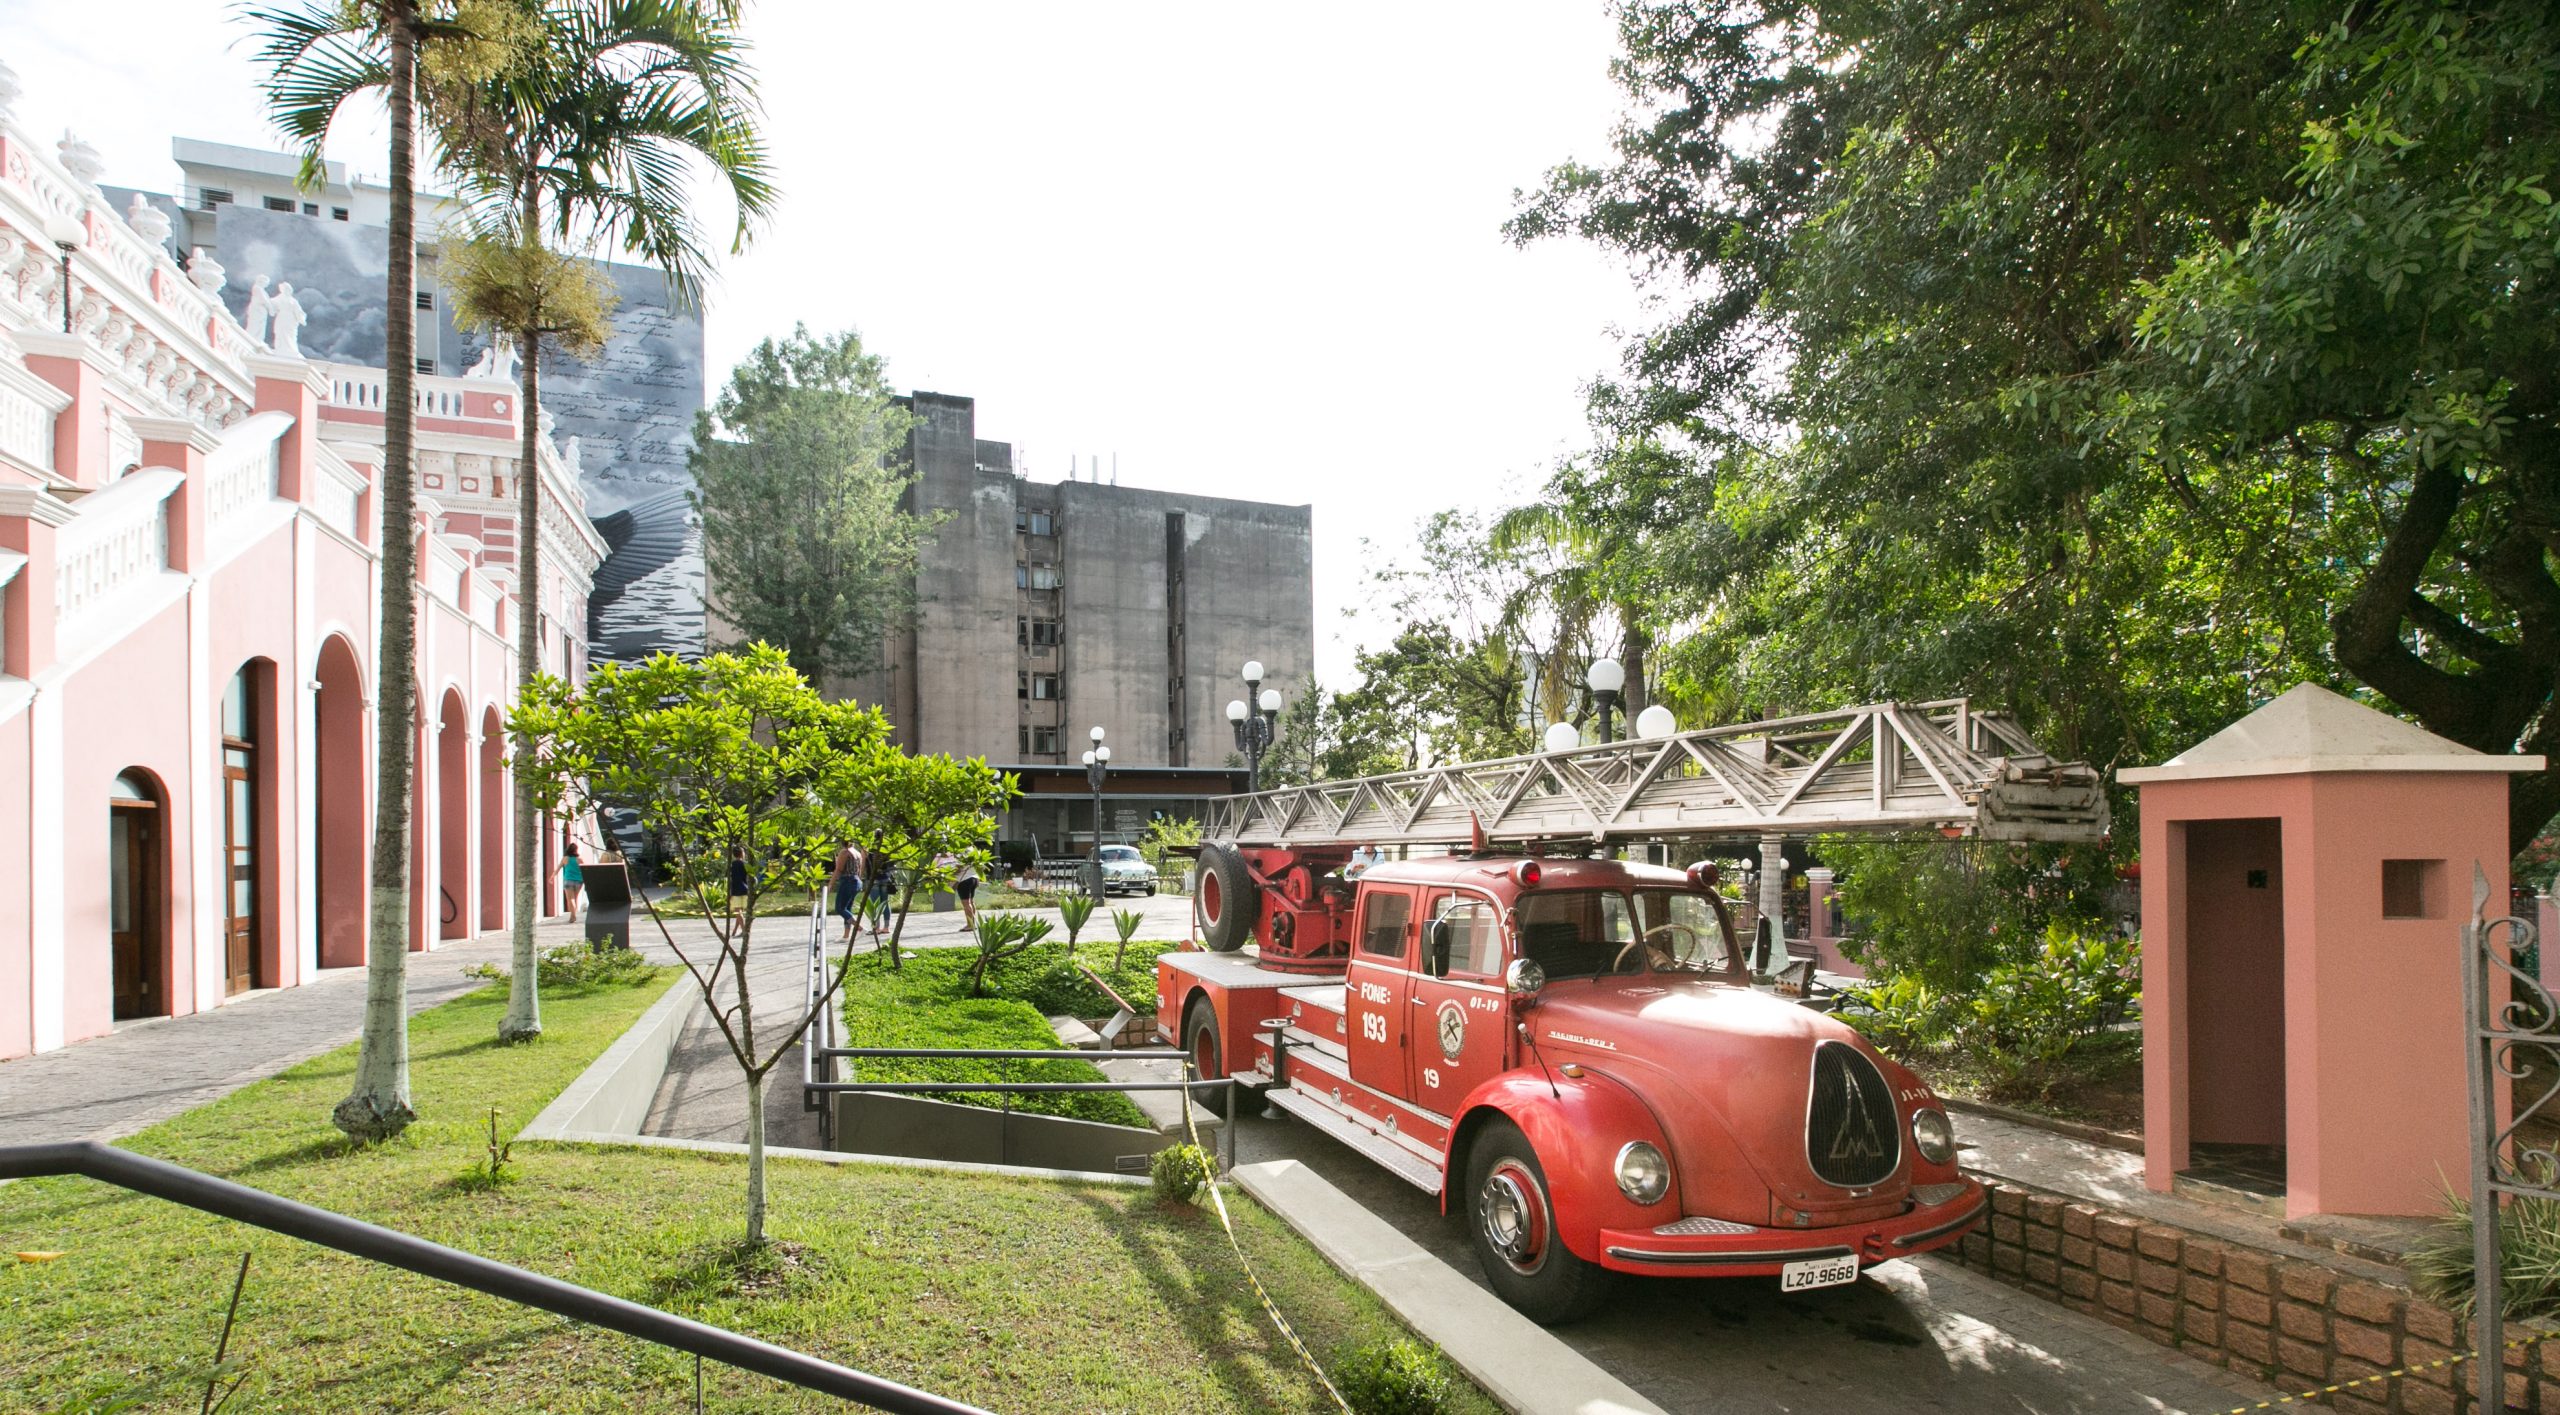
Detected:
[0,967,1488,1413]
[838,946,1157,1127]
[652,889,821,920]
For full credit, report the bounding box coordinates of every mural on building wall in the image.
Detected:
[132,202,712,665]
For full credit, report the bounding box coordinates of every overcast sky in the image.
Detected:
[2,1,1649,684]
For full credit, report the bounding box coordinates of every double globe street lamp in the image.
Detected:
[1542,657,1679,752]
[1226,659,1283,794]
[1080,725,1110,898]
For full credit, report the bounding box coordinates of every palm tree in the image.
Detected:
[436,0,774,1044]
[248,0,528,1142]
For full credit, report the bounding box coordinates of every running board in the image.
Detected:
[1265,1086,1444,1194]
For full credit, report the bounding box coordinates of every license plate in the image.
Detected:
[1779,1253,1861,1292]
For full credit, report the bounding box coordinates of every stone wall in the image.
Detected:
[1950,1177,2551,1413]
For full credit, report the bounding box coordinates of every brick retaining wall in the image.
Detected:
[1951,1177,2551,1413]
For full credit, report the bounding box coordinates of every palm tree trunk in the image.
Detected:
[499,185,545,1044]
[498,315,543,1041]
[335,0,422,1144]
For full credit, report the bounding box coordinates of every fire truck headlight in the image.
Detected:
[1911,1107,1955,1166]
[1614,1141,1670,1204]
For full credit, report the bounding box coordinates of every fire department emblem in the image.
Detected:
[1828,1068,1887,1162]
[1436,1001,1467,1059]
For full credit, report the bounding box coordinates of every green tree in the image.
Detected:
[511,645,892,1246]
[693,327,942,684]
[1513,0,2560,851]
[249,0,529,1144]
[437,0,775,1045]
[843,750,1013,970]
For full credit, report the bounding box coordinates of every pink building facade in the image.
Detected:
[0,115,601,1060]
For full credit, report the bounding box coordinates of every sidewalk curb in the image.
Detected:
[1230,1158,1664,1415]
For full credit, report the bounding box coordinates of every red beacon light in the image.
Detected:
[1513,860,1542,888]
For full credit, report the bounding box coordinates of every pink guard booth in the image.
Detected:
[2121,683,2540,1220]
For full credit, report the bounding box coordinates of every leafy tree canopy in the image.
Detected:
[1513,0,2560,851]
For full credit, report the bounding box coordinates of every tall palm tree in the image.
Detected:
[249,0,528,1142]
[436,0,774,1044]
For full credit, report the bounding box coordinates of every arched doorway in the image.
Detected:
[478,705,505,932]
[312,637,367,969]
[438,690,469,942]
[109,769,169,1019]
[220,662,278,994]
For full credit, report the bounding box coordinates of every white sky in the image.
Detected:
[2,1,1649,684]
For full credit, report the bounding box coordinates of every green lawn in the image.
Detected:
[0,972,1488,1413]
[836,942,1172,1128]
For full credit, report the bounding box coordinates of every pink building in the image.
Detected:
[0,116,600,1060]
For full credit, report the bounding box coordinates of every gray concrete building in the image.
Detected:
[854,392,1315,854]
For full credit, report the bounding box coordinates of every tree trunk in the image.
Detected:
[744,1069,766,1247]
[498,264,543,1042]
[335,0,421,1145]
[886,878,916,970]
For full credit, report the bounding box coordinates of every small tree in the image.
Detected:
[1057,893,1095,949]
[513,645,892,1246]
[849,752,1013,970]
[1110,908,1144,968]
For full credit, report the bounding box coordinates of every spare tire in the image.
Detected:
[1197,843,1259,953]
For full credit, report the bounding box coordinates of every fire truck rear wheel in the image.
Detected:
[1197,844,1257,953]
[1181,997,1262,1107]
[1464,1119,1611,1324]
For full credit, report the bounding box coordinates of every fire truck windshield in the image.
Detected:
[1515,889,1745,980]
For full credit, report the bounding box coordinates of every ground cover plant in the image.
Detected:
[838,941,1169,1127]
[0,974,1489,1413]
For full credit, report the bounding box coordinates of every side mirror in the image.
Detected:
[1427,919,1453,977]
[1504,958,1546,1003]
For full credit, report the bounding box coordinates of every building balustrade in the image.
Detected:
[204,413,287,529]
[323,366,491,424]
[311,449,367,541]
[51,467,177,623]
[0,373,56,471]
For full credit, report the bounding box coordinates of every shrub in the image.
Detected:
[465,944,658,991]
[1058,892,1096,946]
[1816,834,2117,994]
[2409,1190,2560,1322]
[1956,927,2140,1069]
[1111,907,1146,967]
[1332,1339,1455,1415]
[966,912,1053,996]
[1013,942,1163,1018]
[1150,1142,1215,1204]
[1139,814,1201,868]
[1836,973,1955,1053]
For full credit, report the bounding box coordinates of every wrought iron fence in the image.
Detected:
[2465,863,2560,1400]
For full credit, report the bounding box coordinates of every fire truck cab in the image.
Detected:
[1157,847,1984,1323]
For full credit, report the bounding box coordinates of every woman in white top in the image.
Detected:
[934,850,981,929]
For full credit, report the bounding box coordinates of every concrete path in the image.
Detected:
[640,914,828,1151]
[0,924,566,1145]
[1231,1105,2278,1415]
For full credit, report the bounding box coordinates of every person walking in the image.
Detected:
[725,845,750,934]
[829,839,866,945]
[862,846,897,943]
[935,850,981,929]
[561,841,586,921]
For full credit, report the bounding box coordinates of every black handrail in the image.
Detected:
[0,1142,988,1415]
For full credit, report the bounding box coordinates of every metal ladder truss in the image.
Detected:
[1203,698,2109,848]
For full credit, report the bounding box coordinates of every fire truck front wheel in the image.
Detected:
[1197,844,1257,952]
[1465,1120,1611,1325]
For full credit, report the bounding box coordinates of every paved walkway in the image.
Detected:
[0,924,566,1145]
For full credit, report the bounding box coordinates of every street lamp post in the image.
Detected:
[1227,659,1282,793]
[1586,657,1625,745]
[1081,725,1110,899]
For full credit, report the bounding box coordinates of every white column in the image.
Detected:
[28,688,64,1051]
[1758,835,1787,972]
[189,579,221,1010]
[293,516,318,977]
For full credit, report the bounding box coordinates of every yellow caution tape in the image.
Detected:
[1180,1065,1353,1414]
[12,1251,64,1262]
[2222,1326,2548,1413]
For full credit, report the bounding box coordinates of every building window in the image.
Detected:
[331,207,350,221]
[1031,674,1061,700]
[2382,859,2443,919]
[1018,671,1029,700]
[199,188,233,209]
[1016,563,1028,589]
[263,195,294,212]
[1029,566,1061,590]
[1032,726,1060,754]
[1029,619,1059,646]
[1014,509,1056,536]
[302,202,318,216]
[414,357,435,375]
[416,290,436,311]
[1019,726,1031,757]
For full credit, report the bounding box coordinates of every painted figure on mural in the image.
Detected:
[267,282,306,357]
[240,276,272,347]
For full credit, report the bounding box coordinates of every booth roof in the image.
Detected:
[2119,682,2545,783]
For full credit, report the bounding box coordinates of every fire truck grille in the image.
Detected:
[1806,1041,1901,1189]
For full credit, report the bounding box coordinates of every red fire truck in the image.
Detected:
[1154,699,2108,1322]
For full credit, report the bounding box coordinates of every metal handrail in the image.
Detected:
[0,1141,987,1414]
[811,1047,1241,1171]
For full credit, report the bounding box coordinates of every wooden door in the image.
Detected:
[223,753,255,994]
[110,802,162,1017]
